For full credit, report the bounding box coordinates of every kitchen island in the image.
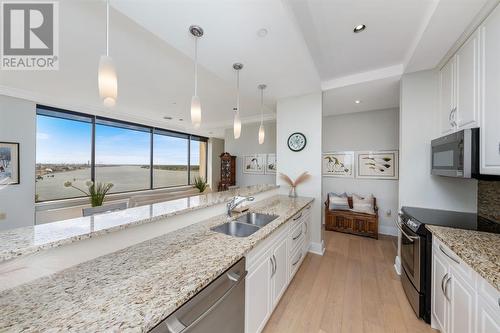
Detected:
[0,195,313,332]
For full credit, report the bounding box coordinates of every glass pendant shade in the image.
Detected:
[191,95,201,128]
[98,55,117,107]
[234,111,242,139]
[258,123,265,144]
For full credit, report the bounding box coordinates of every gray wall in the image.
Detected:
[322,108,399,235]
[224,121,276,187]
[399,70,477,212]
[209,138,224,190]
[0,95,36,230]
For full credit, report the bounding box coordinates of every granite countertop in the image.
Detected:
[0,195,313,333]
[426,225,500,292]
[0,184,278,263]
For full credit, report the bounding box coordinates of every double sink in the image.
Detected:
[211,212,279,237]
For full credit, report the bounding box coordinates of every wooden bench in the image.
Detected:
[324,196,379,239]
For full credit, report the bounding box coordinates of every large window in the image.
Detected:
[36,110,92,201]
[35,106,208,202]
[153,130,189,188]
[95,120,151,193]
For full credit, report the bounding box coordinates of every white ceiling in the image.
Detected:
[0,0,493,134]
[287,0,491,115]
[323,76,400,116]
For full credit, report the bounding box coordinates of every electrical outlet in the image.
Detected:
[0,212,6,220]
[386,209,392,217]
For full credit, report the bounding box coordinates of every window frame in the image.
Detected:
[36,105,208,202]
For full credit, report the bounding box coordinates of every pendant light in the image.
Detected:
[189,25,204,128]
[233,63,243,139]
[257,84,266,144]
[98,0,117,107]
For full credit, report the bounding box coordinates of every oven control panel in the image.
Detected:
[406,219,419,230]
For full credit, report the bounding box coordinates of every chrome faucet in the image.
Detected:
[227,196,255,217]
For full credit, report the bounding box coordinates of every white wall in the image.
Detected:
[322,108,399,235]
[399,70,477,212]
[0,95,36,230]
[224,121,276,187]
[277,93,324,254]
[208,138,224,190]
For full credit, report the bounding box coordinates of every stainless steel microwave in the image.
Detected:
[431,128,479,178]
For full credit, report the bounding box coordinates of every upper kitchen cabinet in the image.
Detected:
[439,31,480,136]
[439,56,456,135]
[480,4,500,175]
[456,30,480,129]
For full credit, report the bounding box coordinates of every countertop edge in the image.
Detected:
[425,225,500,293]
[0,185,280,263]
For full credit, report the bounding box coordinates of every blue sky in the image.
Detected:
[36,115,199,165]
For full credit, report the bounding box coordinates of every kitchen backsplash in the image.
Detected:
[478,180,500,222]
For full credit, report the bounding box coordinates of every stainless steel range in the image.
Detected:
[396,207,500,323]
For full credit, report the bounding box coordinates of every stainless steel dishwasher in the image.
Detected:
[150,258,246,333]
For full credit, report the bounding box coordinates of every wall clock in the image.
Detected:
[287,132,307,152]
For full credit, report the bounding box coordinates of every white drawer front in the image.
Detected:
[289,222,304,254]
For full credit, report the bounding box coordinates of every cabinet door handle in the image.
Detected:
[273,254,277,276]
[269,257,274,277]
[444,276,452,302]
[293,213,303,221]
[441,273,448,296]
[304,221,308,234]
[439,244,460,264]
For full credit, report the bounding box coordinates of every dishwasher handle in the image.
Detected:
[163,270,247,333]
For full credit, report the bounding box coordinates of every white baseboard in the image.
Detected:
[309,240,325,256]
[379,225,398,237]
[394,255,401,275]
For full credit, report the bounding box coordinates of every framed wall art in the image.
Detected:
[322,152,354,178]
[356,150,399,179]
[0,142,20,185]
[265,153,277,174]
[243,154,265,174]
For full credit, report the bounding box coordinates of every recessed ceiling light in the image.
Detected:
[179,118,184,121]
[257,28,268,37]
[208,131,214,135]
[353,24,366,33]
[355,100,361,104]
[163,116,173,120]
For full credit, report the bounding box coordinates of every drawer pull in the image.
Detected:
[293,213,303,221]
[292,229,302,241]
[292,253,303,266]
[439,244,460,264]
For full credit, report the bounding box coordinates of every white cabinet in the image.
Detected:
[480,4,500,175]
[477,297,500,333]
[456,30,480,129]
[449,266,476,333]
[432,251,448,332]
[246,248,273,333]
[431,237,500,333]
[245,204,312,333]
[271,234,288,307]
[440,57,457,135]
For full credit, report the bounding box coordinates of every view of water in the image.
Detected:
[36,165,195,201]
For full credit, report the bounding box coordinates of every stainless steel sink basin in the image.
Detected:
[211,222,260,237]
[211,212,280,237]
[235,212,279,227]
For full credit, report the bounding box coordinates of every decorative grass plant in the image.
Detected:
[279,171,311,197]
[64,180,114,207]
[193,176,208,193]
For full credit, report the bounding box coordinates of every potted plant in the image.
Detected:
[193,176,208,193]
[64,180,114,207]
[279,171,311,197]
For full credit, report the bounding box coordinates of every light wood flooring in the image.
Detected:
[263,230,437,333]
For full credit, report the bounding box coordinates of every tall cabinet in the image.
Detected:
[218,152,236,191]
[480,4,500,175]
[438,3,500,176]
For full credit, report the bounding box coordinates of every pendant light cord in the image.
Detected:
[236,70,240,113]
[194,37,198,96]
[106,0,109,56]
[260,88,264,124]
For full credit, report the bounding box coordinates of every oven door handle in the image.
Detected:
[394,217,419,242]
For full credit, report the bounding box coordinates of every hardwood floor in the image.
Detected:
[263,230,437,333]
